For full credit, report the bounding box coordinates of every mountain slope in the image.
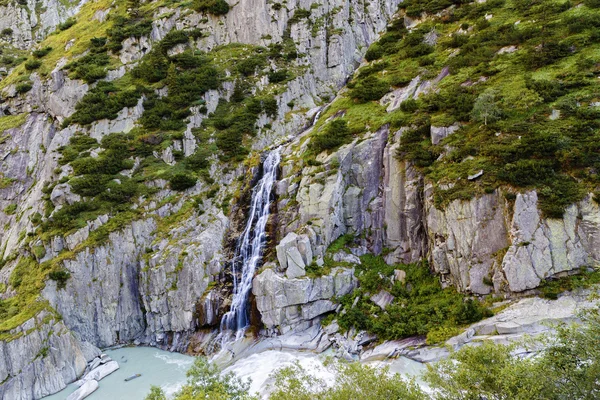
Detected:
[0,0,600,398]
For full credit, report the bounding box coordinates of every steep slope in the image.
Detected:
[0,0,400,398]
[1,0,600,398]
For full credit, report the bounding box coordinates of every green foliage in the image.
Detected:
[145,357,257,400]
[337,255,491,340]
[425,307,600,399]
[397,123,439,168]
[539,268,600,299]
[64,39,110,83]
[193,0,230,15]
[349,75,389,102]
[471,89,502,125]
[15,82,32,94]
[4,204,16,215]
[136,50,220,131]
[58,18,76,31]
[169,173,197,191]
[48,269,70,289]
[288,8,311,24]
[267,69,289,83]
[426,325,461,345]
[585,0,600,8]
[66,81,141,126]
[309,119,352,153]
[24,59,41,70]
[106,15,152,52]
[268,360,425,400]
[236,54,267,76]
[312,0,600,214]
[32,47,52,58]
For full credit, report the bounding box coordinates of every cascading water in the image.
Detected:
[220,149,280,342]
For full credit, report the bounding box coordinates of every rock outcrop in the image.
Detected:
[0,311,93,400]
[253,267,356,334]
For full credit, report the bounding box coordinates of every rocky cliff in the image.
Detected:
[1,0,599,398]
[0,0,401,397]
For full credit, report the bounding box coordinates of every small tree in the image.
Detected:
[146,358,257,400]
[471,89,502,125]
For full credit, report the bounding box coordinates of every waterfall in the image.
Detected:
[220,149,280,340]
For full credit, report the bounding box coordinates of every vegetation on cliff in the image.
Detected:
[307,0,600,218]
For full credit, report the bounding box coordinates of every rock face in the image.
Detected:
[2,0,600,397]
[277,126,600,297]
[253,267,356,334]
[0,0,83,50]
[0,0,402,395]
[0,311,90,400]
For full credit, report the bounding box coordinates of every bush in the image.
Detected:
[48,270,71,289]
[364,43,384,61]
[193,0,230,15]
[350,75,389,102]
[159,30,190,53]
[24,59,42,71]
[399,98,419,112]
[269,361,425,400]
[169,173,197,191]
[145,358,255,400]
[106,16,152,52]
[15,82,32,94]
[68,81,141,125]
[236,55,266,76]
[267,69,289,83]
[32,47,52,58]
[309,119,352,153]
[1,28,13,36]
[585,0,600,7]
[185,149,211,170]
[58,18,76,31]
[337,255,491,340]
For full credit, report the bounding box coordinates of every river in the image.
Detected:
[43,346,425,399]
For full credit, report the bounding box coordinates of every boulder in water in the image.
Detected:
[67,380,99,400]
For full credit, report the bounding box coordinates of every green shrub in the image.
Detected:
[48,270,71,289]
[289,8,311,24]
[67,81,141,126]
[267,69,289,83]
[169,173,197,191]
[364,43,384,61]
[159,30,190,53]
[4,204,16,215]
[309,119,352,153]
[1,28,13,36]
[350,75,389,102]
[15,82,32,94]
[397,123,439,168]
[32,47,52,58]
[337,255,491,340]
[24,59,42,70]
[399,98,419,112]
[193,0,230,15]
[236,54,266,76]
[585,0,600,7]
[185,148,211,170]
[58,18,76,31]
[106,16,152,52]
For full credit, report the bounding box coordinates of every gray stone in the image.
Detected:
[77,361,119,385]
[370,290,395,310]
[67,380,99,400]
